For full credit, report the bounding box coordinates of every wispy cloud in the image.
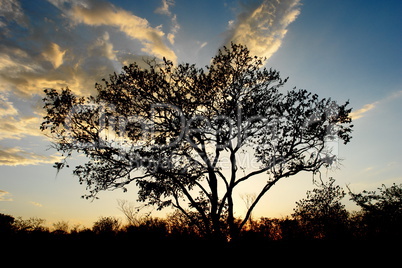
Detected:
[350,102,377,120]
[167,14,180,45]
[0,96,43,140]
[0,94,18,116]
[41,42,67,69]
[0,146,60,166]
[155,0,180,45]
[62,0,177,63]
[0,115,42,140]
[0,0,28,29]
[0,190,13,201]
[224,0,301,60]
[0,0,179,98]
[155,0,175,16]
[0,43,85,96]
[0,0,180,170]
[199,41,208,49]
[349,90,402,120]
[89,32,117,61]
[30,201,43,207]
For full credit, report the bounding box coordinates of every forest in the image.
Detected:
[2,179,401,249]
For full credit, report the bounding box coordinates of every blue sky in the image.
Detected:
[0,0,401,227]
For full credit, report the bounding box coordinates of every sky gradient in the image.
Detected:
[1,0,401,227]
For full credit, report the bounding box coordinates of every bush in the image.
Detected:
[92,216,121,235]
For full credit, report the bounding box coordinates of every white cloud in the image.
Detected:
[155,0,180,45]
[0,46,40,74]
[0,95,45,141]
[30,201,43,207]
[42,42,67,69]
[350,102,377,120]
[0,44,106,96]
[199,42,208,49]
[350,90,402,121]
[0,146,60,166]
[0,115,40,140]
[0,46,67,96]
[0,190,13,201]
[0,94,18,116]
[224,0,301,60]
[155,0,175,16]
[167,14,180,45]
[89,32,117,61]
[0,0,28,29]
[66,0,177,63]
[0,0,179,98]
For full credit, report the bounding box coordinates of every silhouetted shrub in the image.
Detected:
[0,213,15,238]
[13,217,48,233]
[92,216,121,239]
[3,181,402,246]
[292,178,350,240]
[349,183,402,240]
[253,217,283,240]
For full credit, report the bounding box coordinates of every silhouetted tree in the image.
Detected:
[117,199,151,226]
[349,183,402,239]
[279,218,305,241]
[0,213,15,237]
[166,209,202,239]
[252,217,283,240]
[13,217,47,233]
[292,177,349,239]
[92,216,121,235]
[41,43,353,240]
[52,220,70,234]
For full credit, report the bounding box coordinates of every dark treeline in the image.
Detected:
[1,180,401,247]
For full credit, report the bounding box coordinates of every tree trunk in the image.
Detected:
[227,148,239,240]
[208,169,224,240]
[227,189,240,241]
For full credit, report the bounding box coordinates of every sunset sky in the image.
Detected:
[1,0,401,228]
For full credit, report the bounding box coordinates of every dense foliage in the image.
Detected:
[41,43,353,240]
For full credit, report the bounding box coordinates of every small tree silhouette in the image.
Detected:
[349,183,402,239]
[41,43,353,240]
[52,220,69,234]
[292,177,349,239]
[13,217,47,233]
[0,213,15,237]
[92,216,121,235]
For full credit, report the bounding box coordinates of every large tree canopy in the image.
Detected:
[41,43,353,239]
